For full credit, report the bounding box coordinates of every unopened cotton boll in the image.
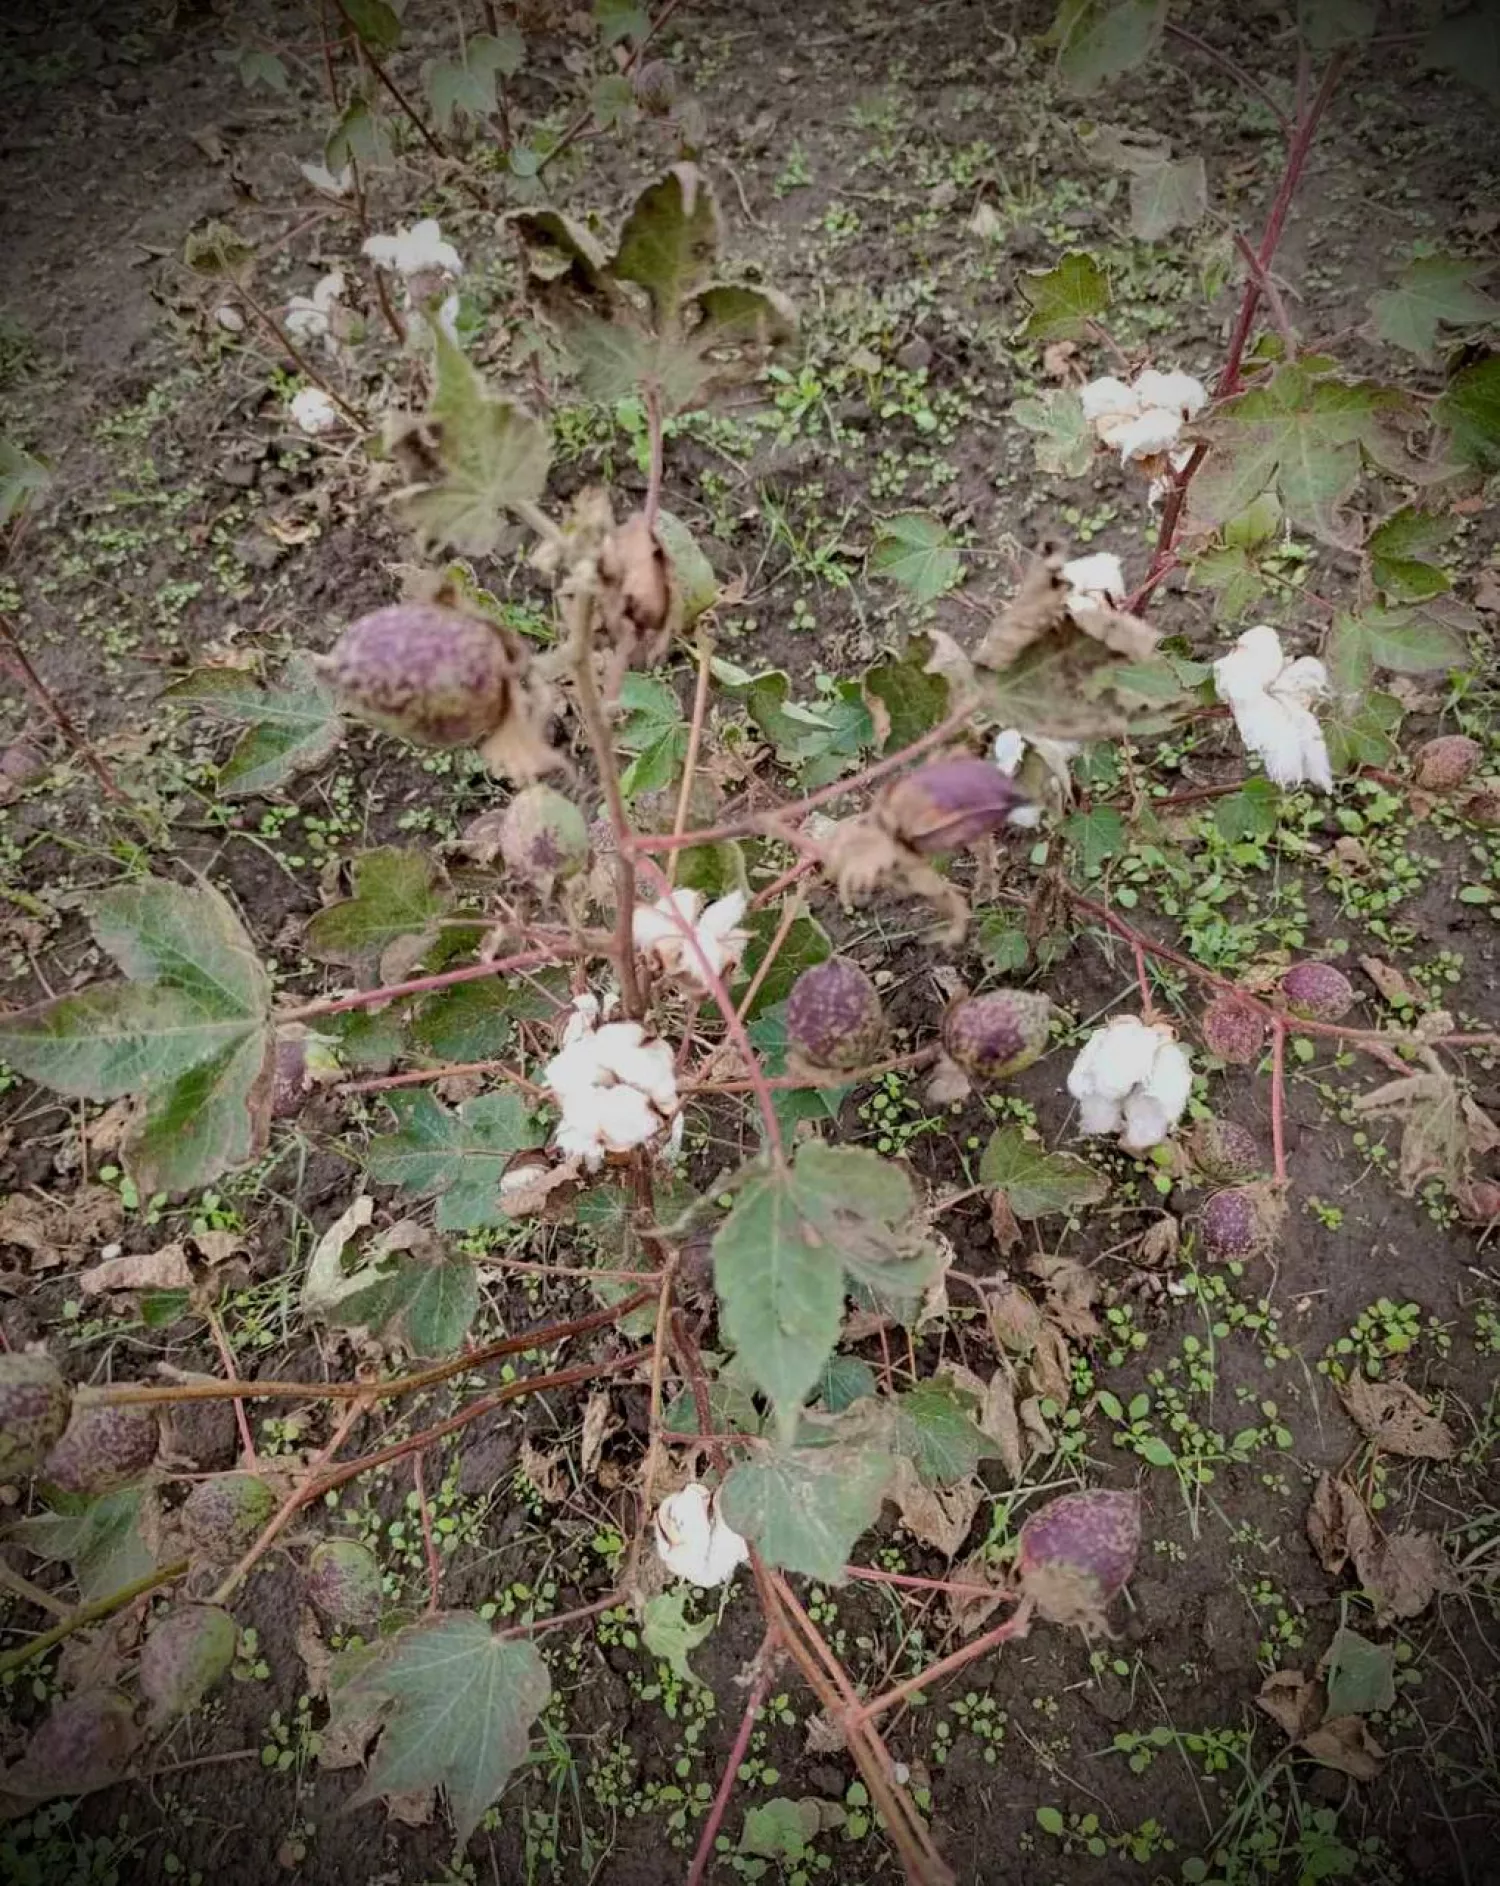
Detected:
[654,1483,749,1587]
[1067,1015,1193,1152]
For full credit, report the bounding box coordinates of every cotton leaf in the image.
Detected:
[337,1614,549,1845]
[1127,154,1207,241]
[396,329,550,555]
[163,655,344,797]
[1433,355,1500,474]
[11,1486,159,1603]
[366,1090,541,1231]
[979,1127,1108,1218]
[1018,252,1110,342]
[868,512,963,604]
[718,1443,894,1582]
[613,164,721,329]
[641,1592,714,1688]
[0,435,49,527]
[0,879,273,1195]
[304,848,450,981]
[1052,0,1165,94]
[1367,257,1498,360]
[889,1381,1001,1487]
[1011,389,1094,477]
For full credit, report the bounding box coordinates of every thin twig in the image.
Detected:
[1164,20,1291,129]
[337,1057,542,1098]
[684,1636,776,1886]
[0,611,127,803]
[0,1560,189,1680]
[849,1598,1035,1727]
[413,1450,442,1614]
[84,1292,654,1408]
[279,944,578,1024]
[666,635,714,893]
[205,1306,257,1470]
[1231,229,1297,359]
[232,284,364,426]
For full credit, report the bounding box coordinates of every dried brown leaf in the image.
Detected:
[1353,1057,1488,1197]
[295,1605,332,1701]
[976,550,1072,669]
[1338,1376,1456,1460]
[0,1187,124,1270]
[519,1439,568,1503]
[1028,1252,1100,1340]
[947,1551,1010,1636]
[890,1457,982,1558]
[580,1392,612,1479]
[989,1190,1023,1254]
[1301,1715,1385,1782]
[1136,1217,1180,1267]
[985,1279,1045,1355]
[1356,1528,1456,1624]
[1029,1322,1073,1410]
[1306,1474,1372,1577]
[1256,1668,1322,1741]
[1359,956,1425,1009]
[79,1242,194,1297]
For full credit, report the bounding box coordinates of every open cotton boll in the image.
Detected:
[1061,551,1126,607]
[1080,376,1138,423]
[541,1013,679,1168]
[1114,406,1187,462]
[300,161,353,198]
[1068,1016,1192,1150]
[654,1484,749,1588]
[634,889,750,990]
[363,218,463,279]
[1132,368,1208,418]
[284,271,346,351]
[1214,626,1332,792]
[289,387,339,435]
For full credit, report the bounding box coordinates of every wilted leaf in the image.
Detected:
[615,164,721,328]
[11,1486,159,1603]
[0,879,273,1195]
[719,1442,893,1582]
[1018,252,1110,342]
[396,329,550,556]
[1191,363,1419,549]
[1367,257,1497,360]
[336,1613,550,1845]
[305,848,450,981]
[1053,0,1165,93]
[164,655,344,798]
[1127,154,1207,241]
[868,512,963,604]
[79,1242,194,1297]
[889,1458,982,1558]
[980,1127,1108,1218]
[1352,1058,1483,1197]
[1306,1472,1368,1575]
[312,1223,482,1358]
[1357,1527,1455,1624]
[641,1591,713,1688]
[1256,1668,1322,1741]
[1338,1375,1456,1460]
[1011,389,1094,477]
[863,642,951,753]
[889,1381,1000,1486]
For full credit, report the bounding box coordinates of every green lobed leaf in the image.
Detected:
[1018,252,1110,342]
[398,328,551,555]
[815,1355,879,1414]
[0,879,272,1195]
[745,1004,850,1139]
[1127,154,1207,242]
[1367,257,1497,360]
[1010,389,1094,478]
[326,92,395,172]
[163,654,343,798]
[1190,363,1418,549]
[1332,605,1468,676]
[868,512,963,605]
[889,1382,999,1486]
[1433,354,1500,473]
[641,1591,714,1689]
[366,1088,540,1230]
[735,909,830,1021]
[1367,506,1454,604]
[341,0,401,51]
[979,1126,1109,1218]
[334,1243,481,1357]
[1063,805,1126,874]
[424,29,525,132]
[305,848,450,980]
[863,641,951,754]
[410,982,516,1063]
[719,1444,894,1582]
[595,0,649,46]
[1053,0,1165,92]
[338,1614,550,1844]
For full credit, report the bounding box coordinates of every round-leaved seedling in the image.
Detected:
[785,958,885,1071]
[1016,1488,1140,1631]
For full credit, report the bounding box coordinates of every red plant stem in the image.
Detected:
[278,945,575,1024]
[843,1564,1022,1603]
[1270,1019,1288,1182]
[849,1598,1035,1728]
[1128,50,1348,613]
[1163,20,1290,129]
[0,611,127,803]
[1132,938,1154,1014]
[205,1306,257,1470]
[337,1057,541,1098]
[686,1047,937,1096]
[1230,229,1297,359]
[685,1637,776,1886]
[84,1292,654,1408]
[626,702,976,854]
[413,1450,442,1613]
[634,855,784,1164]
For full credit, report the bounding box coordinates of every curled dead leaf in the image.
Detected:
[1256,1668,1322,1741]
[1338,1376,1456,1460]
[1300,1715,1385,1782]
[890,1456,982,1558]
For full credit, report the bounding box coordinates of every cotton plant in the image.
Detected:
[653,1483,749,1588]
[1067,1014,1193,1153]
[1080,367,1207,506]
[633,888,751,992]
[1213,624,1332,792]
[541,994,680,1168]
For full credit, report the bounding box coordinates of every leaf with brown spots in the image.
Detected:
[1300,1715,1386,1782]
[1338,1376,1456,1459]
